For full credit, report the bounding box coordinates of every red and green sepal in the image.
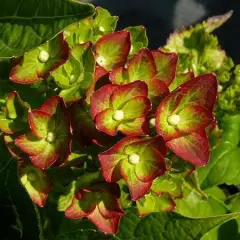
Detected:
[10,34,69,84]
[65,183,124,234]
[167,130,210,166]
[95,30,131,71]
[0,91,29,134]
[155,73,217,141]
[15,96,72,169]
[110,49,170,106]
[19,163,51,207]
[155,74,217,166]
[98,136,167,200]
[152,50,178,86]
[90,81,151,136]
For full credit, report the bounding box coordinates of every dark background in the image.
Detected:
[82,0,240,63]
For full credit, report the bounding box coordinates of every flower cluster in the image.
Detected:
[0,7,218,235]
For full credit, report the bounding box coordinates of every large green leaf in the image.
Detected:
[0,0,95,58]
[56,229,118,240]
[198,114,240,188]
[117,209,240,240]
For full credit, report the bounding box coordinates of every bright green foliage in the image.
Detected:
[164,15,234,83]
[117,209,240,240]
[218,64,240,112]
[64,7,118,47]
[56,229,117,240]
[136,193,175,216]
[0,0,95,58]
[125,26,148,56]
[51,42,95,103]
[198,114,240,188]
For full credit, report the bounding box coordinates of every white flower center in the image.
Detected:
[96,56,106,66]
[128,153,140,165]
[99,26,105,32]
[112,110,124,121]
[168,114,180,126]
[38,50,50,63]
[70,74,77,84]
[149,118,156,128]
[47,132,56,143]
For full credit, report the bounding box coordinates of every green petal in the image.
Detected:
[20,164,51,207]
[95,108,119,136]
[28,110,55,139]
[95,31,130,70]
[122,96,151,120]
[125,26,148,56]
[10,34,69,84]
[120,159,152,200]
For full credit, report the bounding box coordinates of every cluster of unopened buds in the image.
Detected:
[0,16,217,234]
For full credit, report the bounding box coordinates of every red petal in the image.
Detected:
[110,80,148,110]
[88,208,121,234]
[118,117,149,136]
[90,84,118,119]
[98,137,140,182]
[28,110,53,139]
[127,48,157,82]
[65,195,96,219]
[95,108,119,136]
[148,78,170,107]
[179,73,218,111]
[120,160,152,200]
[39,96,64,116]
[152,50,178,86]
[167,130,210,166]
[95,30,131,70]
[15,132,59,169]
[109,66,128,84]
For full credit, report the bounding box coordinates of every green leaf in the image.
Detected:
[198,114,240,188]
[0,0,95,58]
[136,193,175,216]
[175,189,227,218]
[125,26,148,56]
[117,208,240,240]
[56,229,118,240]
